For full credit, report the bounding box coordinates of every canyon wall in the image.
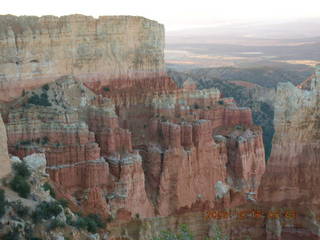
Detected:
[3,76,266,222]
[0,14,165,101]
[0,114,11,179]
[0,14,270,240]
[258,64,320,239]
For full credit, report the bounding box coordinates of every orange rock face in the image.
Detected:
[0,14,270,239]
[3,75,265,222]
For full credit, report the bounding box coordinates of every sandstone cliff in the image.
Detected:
[0,14,165,101]
[258,64,320,239]
[0,114,11,179]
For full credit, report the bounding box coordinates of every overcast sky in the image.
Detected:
[1,0,320,30]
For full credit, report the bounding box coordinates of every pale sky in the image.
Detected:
[1,0,320,30]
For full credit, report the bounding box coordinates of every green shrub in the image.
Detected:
[28,93,51,107]
[12,162,31,178]
[32,201,62,223]
[235,125,244,130]
[10,200,29,218]
[0,189,6,217]
[3,227,20,240]
[106,215,114,223]
[152,224,231,240]
[19,140,32,146]
[66,214,73,225]
[103,87,110,92]
[48,219,66,230]
[153,224,194,240]
[42,84,49,91]
[10,175,31,198]
[42,182,55,198]
[72,213,105,233]
[206,224,228,240]
[41,136,49,144]
[85,217,99,233]
[57,198,69,208]
[73,217,87,229]
[87,214,105,229]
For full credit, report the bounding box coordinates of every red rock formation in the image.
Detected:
[107,152,154,217]
[256,65,320,239]
[142,115,265,217]
[0,15,271,240]
[225,127,265,193]
[82,187,109,217]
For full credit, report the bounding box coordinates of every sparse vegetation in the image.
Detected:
[28,92,51,106]
[10,175,31,198]
[208,224,229,240]
[71,213,106,233]
[32,201,63,223]
[152,224,194,240]
[10,162,31,198]
[0,189,6,217]
[235,125,244,130]
[39,136,49,144]
[42,182,56,198]
[12,162,31,178]
[19,139,33,146]
[10,200,29,218]
[42,84,49,91]
[160,116,167,122]
[48,219,66,230]
[57,198,69,208]
[17,137,50,147]
[151,224,234,240]
[3,227,20,240]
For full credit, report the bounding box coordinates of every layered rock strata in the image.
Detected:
[0,14,165,101]
[0,14,270,240]
[3,75,265,221]
[258,64,320,239]
[0,113,11,179]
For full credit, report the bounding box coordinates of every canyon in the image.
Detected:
[0,14,319,240]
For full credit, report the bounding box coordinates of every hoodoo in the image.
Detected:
[3,14,307,240]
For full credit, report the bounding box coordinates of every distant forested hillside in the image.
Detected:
[186,66,312,88]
